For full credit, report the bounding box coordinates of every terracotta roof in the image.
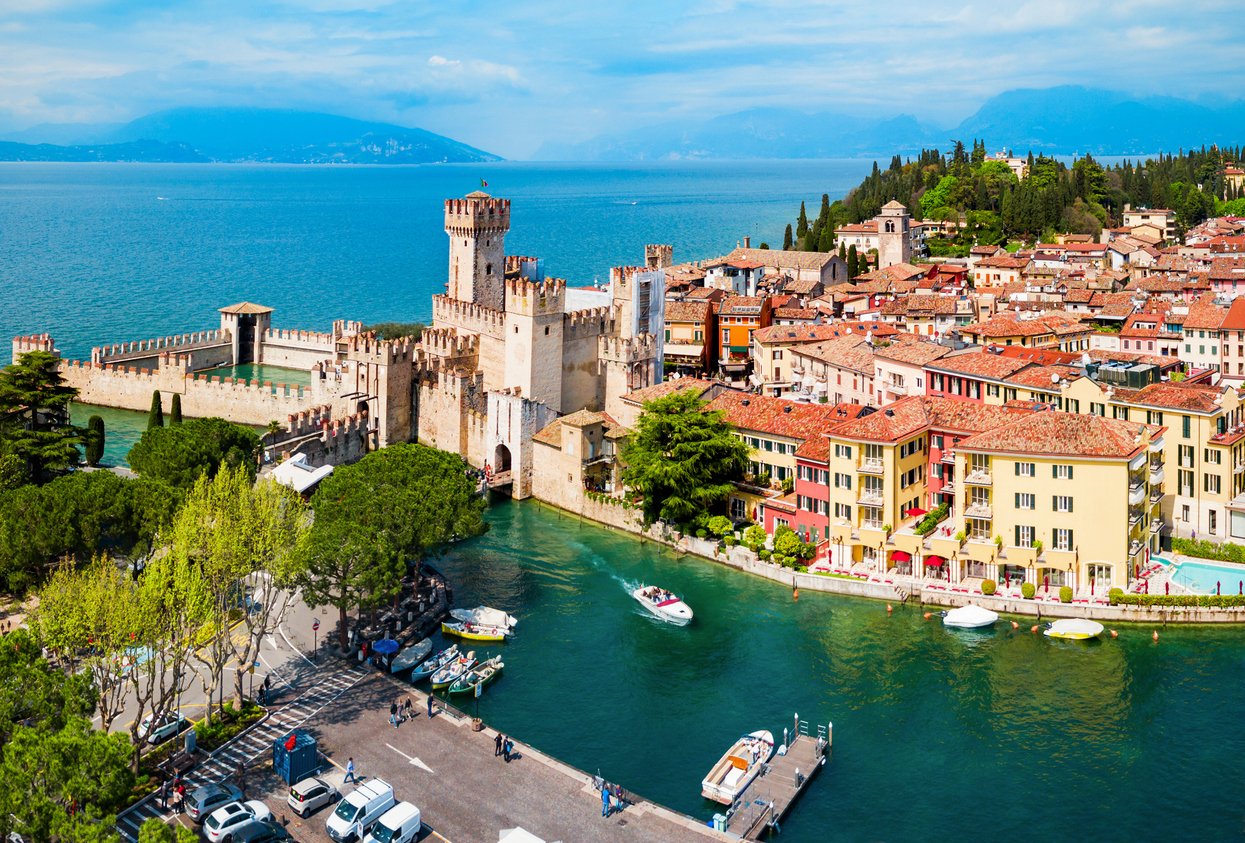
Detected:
[878,294,958,316]
[621,377,718,406]
[995,346,1079,365]
[1208,256,1245,282]
[665,300,711,322]
[705,391,858,441]
[752,323,844,345]
[219,302,273,314]
[793,404,872,461]
[958,412,1152,459]
[1002,365,1079,388]
[927,349,1035,380]
[976,256,1030,270]
[773,307,819,320]
[873,340,952,366]
[789,336,875,374]
[828,395,1029,443]
[1182,296,1228,330]
[532,410,625,448]
[1115,381,1230,413]
[726,247,839,272]
[716,296,766,316]
[1223,298,1245,331]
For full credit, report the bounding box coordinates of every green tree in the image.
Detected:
[796,202,808,239]
[169,393,182,425]
[147,391,163,430]
[620,391,749,525]
[85,415,105,467]
[847,245,860,278]
[782,224,793,251]
[363,322,426,341]
[0,350,81,481]
[301,444,487,650]
[128,417,259,489]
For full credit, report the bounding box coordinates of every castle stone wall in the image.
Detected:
[260,328,337,369]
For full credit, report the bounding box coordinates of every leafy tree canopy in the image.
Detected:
[0,351,82,482]
[620,390,750,525]
[127,417,259,489]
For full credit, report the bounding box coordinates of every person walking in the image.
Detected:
[158,778,168,811]
[236,760,246,793]
[494,732,503,757]
[403,697,413,722]
[389,701,399,728]
[344,757,357,784]
[503,738,513,763]
[601,783,611,818]
[174,781,186,814]
[427,693,434,719]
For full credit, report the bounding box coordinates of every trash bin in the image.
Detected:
[273,730,318,785]
[711,813,727,832]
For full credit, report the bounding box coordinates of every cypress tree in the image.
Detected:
[838,242,846,259]
[818,224,835,253]
[783,224,793,251]
[148,390,164,429]
[85,415,105,467]
[847,245,859,278]
[796,202,808,239]
[170,392,183,424]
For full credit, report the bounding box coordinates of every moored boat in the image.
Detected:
[448,655,504,695]
[942,604,999,629]
[389,638,433,674]
[410,645,459,683]
[1044,618,1104,640]
[700,730,774,805]
[632,586,694,625]
[441,620,510,642]
[450,606,518,632]
[430,651,477,690]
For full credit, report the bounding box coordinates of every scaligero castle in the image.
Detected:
[13,191,668,498]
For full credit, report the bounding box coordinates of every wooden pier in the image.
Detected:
[725,717,830,840]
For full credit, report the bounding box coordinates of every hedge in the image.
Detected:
[914,502,951,537]
[1021,582,1035,599]
[1059,585,1073,603]
[1109,592,1245,608]
[981,579,997,596]
[1172,537,1245,565]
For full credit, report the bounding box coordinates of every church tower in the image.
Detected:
[445,191,510,311]
[875,200,912,270]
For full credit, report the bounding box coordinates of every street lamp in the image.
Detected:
[312,619,320,664]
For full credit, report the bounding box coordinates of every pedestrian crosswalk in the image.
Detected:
[116,664,369,841]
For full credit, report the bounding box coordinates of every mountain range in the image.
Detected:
[0,108,500,164]
[534,86,1245,161]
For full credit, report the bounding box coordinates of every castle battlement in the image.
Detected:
[505,276,566,316]
[565,306,617,339]
[340,333,416,365]
[644,244,674,269]
[285,404,369,439]
[419,327,479,360]
[264,327,337,346]
[12,333,57,362]
[444,195,511,234]
[92,329,229,364]
[432,294,507,338]
[598,333,658,362]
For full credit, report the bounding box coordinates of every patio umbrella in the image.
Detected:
[372,638,400,655]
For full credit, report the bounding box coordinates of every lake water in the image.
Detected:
[0,160,868,361]
[436,500,1245,842]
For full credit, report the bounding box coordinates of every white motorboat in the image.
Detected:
[450,606,518,632]
[700,730,774,805]
[632,586,693,625]
[389,638,433,674]
[942,604,999,629]
[1044,618,1104,640]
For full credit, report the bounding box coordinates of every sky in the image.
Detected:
[0,0,1243,159]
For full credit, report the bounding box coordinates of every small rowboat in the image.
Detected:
[942,604,999,629]
[389,638,433,674]
[701,730,774,805]
[448,655,504,695]
[1044,618,1104,641]
[410,645,459,683]
[632,586,694,625]
[430,652,477,690]
[442,620,509,642]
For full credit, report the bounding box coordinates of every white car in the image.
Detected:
[136,711,192,745]
[203,800,273,843]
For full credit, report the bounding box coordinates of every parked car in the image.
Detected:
[363,801,422,843]
[288,776,339,817]
[186,782,244,823]
[325,779,394,843]
[231,819,293,843]
[204,800,273,843]
[137,711,193,745]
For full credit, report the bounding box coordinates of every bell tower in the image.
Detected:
[445,191,510,311]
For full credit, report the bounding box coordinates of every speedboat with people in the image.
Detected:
[389,638,433,674]
[700,730,774,805]
[430,651,476,690]
[942,604,1000,629]
[1044,618,1105,640]
[410,645,459,683]
[448,655,504,695]
[632,585,694,625]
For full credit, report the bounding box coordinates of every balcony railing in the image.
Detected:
[1128,484,1146,506]
[940,481,956,495]
[964,468,993,486]
[1128,509,1143,527]
[964,501,992,518]
[858,459,884,475]
[1150,518,1164,534]
[1149,488,1163,503]
[940,451,956,464]
[1149,466,1165,485]
[857,489,884,506]
[861,519,884,530]
[1236,460,1245,475]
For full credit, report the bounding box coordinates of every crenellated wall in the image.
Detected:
[91,330,233,371]
[260,327,338,369]
[12,334,57,363]
[265,405,372,469]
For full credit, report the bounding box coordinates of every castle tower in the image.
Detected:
[875,200,912,270]
[218,302,273,365]
[445,191,511,312]
[644,244,673,269]
[504,278,567,411]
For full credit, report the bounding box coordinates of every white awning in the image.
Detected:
[270,453,333,494]
[664,344,704,358]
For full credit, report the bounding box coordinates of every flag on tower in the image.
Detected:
[480,179,488,188]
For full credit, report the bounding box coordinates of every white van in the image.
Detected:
[325,779,395,843]
[363,801,422,843]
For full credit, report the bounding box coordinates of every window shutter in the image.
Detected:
[1068,498,1073,513]
[1015,462,1020,476]
[1052,465,1057,478]
[1052,495,1058,511]
[1069,529,1074,548]
[1068,466,1073,480]
[1015,492,1020,508]
[1014,525,1020,546]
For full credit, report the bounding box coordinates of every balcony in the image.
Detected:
[1150,518,1164,534]
[857,459,884,475]
[964,468,993,486]
[1129,539,1145,558]
[940,451,956,465]
[1236,460,1245,475]
[861,519,884,531]
[1149,487,1163,503]
[885,380,906,396]
[1128,509,1143,528]
[1148,437,1165,454]
[1149,465,1165,486]
[964,500,993,519]
[857,488,884,506]
[1128,484,1146,506]
[940,481,956,495]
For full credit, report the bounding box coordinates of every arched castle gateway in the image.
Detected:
[29,191,667,499]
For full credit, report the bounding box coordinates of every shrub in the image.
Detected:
[1059,585,1073,603]
[1021,582,1035,599]
[743,525,767,552]
[1173,537,1245,565]
[796,565,808,573]
[723,536,736,547]
[981,579,997,596]
[1109,592,1245,608]
[696,529,708,539]
[758,549,772,561]
[1108,587,1124,604]
[914,502,951,536]
[954,530,966,542]
[706,515,733,539]
[781,476,794,494]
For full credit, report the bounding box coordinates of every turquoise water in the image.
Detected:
[1172,560,1245,594]
[0,160,867,360]
[70,402,149,467]
[435,501,1245,842]
[200,363,312,387]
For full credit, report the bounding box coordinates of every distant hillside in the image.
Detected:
[0,108,500,164]
[539,87,1245,161]
[0,139,206,163]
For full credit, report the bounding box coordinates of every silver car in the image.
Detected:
[203,800,272,843]
[186,782,244,823]
[287,776,339,818]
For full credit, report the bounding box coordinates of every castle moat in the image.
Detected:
[435,499,1245,842]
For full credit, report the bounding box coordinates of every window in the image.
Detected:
[1205,473,1222,494]
[774,350,783,360]
[1178,444,1194,467]
[1053,528,1073,551]
[932,435,944,449]
[1052,464,1073,479]
[1066,399,1080,414]
[1016,493,1035,510]
[1178,469,1194,496]
[834,503,851,519]
[1182,504,1190,522]
[1146,411,1163,425]
[1053,495,1073,512]
[1210,510,1218,535]
[1015,525,1035,547]
[835,444,852,459]
[1015,462,1035,477]
[834,473,852,489]
[987,384,1000,397]
[1205,449,1222,465]
[1183,415,1191,438]
[1091,402,1105,416]
[664,329,671,341]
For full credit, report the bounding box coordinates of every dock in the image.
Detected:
[725,717,830,840]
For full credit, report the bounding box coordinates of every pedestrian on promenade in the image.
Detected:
[403,697,413,721]
[174,782,186,814]
[427,693,434,719]
[158,778,168,811]
[613,784,624,814]
[503,738,513,763]
[494,732,503,757]
[390,701,399,728]
[601,783,611,818]
[344,757,357,784]
[237,760,246,793]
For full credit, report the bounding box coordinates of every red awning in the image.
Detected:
[905,507,928,517]
[924,555,946,567]
[891,551,912,563]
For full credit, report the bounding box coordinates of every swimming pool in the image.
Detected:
[1171,559,1245,594]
